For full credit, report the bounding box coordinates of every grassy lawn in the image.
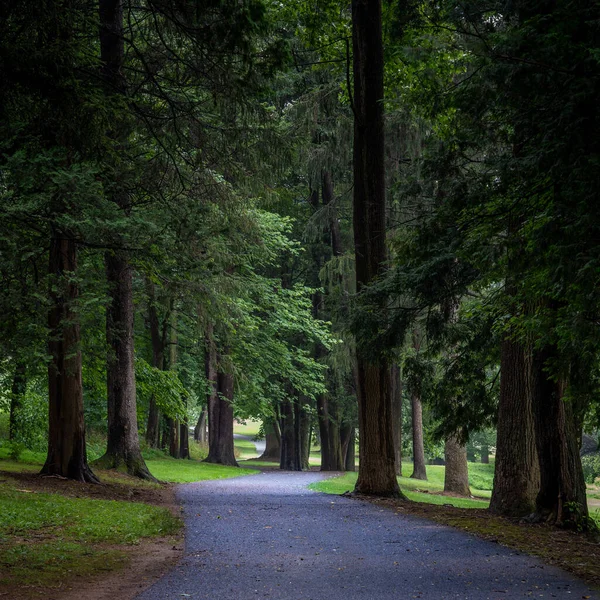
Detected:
[311,467,491,509]
[233,418,262,438]
[0,441,258,598]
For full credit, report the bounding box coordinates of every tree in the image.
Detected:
[351,0,402,497]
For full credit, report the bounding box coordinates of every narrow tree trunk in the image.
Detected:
[390,363,403,476]
[481,446,489,464]
[9,362,26,441]
[532,346,589,529]
[300,402,311,471]
[194,406,208,443]
[145,280,164,448]
[489,336,539,516]
[444,435,470,496]
[97,252,155,479]
[341,424,356,472]
[410,391,427,480]
[179,420,190,459]
[351,0,402,498]
[42,233,98,483]
[258,418,281,461]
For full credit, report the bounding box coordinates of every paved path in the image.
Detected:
[137,471,598,599]
[233,433,266,457]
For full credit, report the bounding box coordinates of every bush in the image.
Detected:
[581,454,600,484]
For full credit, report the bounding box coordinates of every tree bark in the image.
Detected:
[351,0,402,497]
[42,233,98,483]
[279,395,301,471]
[9,362,26,441]
[341,424,356,472]
[410,391,427,481]
[390,363,403,476]
[204,343,238,467]
[145,280,165,448]
[179,419,190,459]
[489,336,539,516]
[97,251,155,479]
[258,418,281,461]
[444,434,470,496]
[531,346,589,529]
[194,406,208,444]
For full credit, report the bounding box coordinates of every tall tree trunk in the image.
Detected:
[341,424,356,472]
[97,252,154,479]
[299,401,311,471]
[194,406,208,443]
[489,336,539,516]
[145,280,164,448]
[531,346,589,529]
[9,362,26,441]
[204,344,237,467]
[258,418,281,461]
[390,363,403,476]
[444,434,470,496]
[96,0,152,479]
[42,233,98,483]
[351,0,402,498]
[279,395,301,471]
[410,392,427,481]
[179,420,190,459]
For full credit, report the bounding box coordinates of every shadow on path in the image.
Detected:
[136,471,598,599]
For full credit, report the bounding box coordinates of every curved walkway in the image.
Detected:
[137,471,598,599]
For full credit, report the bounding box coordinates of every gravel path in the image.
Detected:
[136,471,598,600]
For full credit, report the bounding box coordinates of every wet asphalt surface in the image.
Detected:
[136,471,599,600]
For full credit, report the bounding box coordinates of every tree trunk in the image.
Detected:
[444,435,470,496]
[351,0,402,498]
[179,420,190,459]
[489,336,539,516]
[410,391,427,480]
[9,362,26,441]
[532,346,589,529]
[194,406,208,443]
[390,363,403,476]
[300,402,311,471]
[341,424,356,472]
[97,251,154,479]
[204,347,238,467]
[481,446,489,464]
[42,233,98,483]
[145,280,165,448]
[258,418,281,461]
[279,396,301,471]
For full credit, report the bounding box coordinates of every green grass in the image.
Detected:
[233,418,262,438]
[0,479,181,590]
[310,462,494,509]
[147,457,258,483]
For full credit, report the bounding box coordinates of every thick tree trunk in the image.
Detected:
[9,362,26,441]
[351,0,402,498]
[410,391,427,480]
[390,363,403,476]
[97,252,154,479]
[444,435,470,496]
[204,346,237,467]
[531,347,589,529]
[279,396,301,471]
[42,233,98,483]
[258,418,281,461]
[489,336,539,516]
[194,407,208,443]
